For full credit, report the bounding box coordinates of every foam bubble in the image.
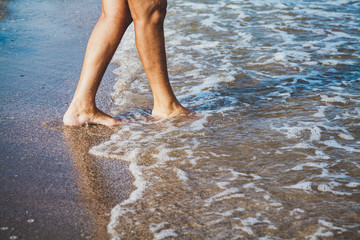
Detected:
[338,133,355,140]
[286,181,312,191]
[174,167,188,182]
[346,182,360,188]
[289,208,305,216]
[312,106,326,118]
[321,95,347,104]
[318,184,332,192]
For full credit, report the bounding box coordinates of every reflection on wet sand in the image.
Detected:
[63,126,133,239]
[0,0,9,20]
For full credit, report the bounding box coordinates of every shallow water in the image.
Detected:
[91,0,359,239]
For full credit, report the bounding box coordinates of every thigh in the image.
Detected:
[101,0,131,20]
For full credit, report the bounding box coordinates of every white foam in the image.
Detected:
[204,188,244,207]
[154,229,178,239]
[317,182,352,196]
[290,162,328,171]
[174,167,188,182]
[218,207,245,218]
[312,106,326,118]
[318,219,348,233]
[310,126,321,141]
[345,182,360,188]
[292,142,312,149]
[227,168,249,180]
[308,227,334,240]
[338,133,355,140]
[323,139,360,153]
[321,95,347,103]
[187,114,209,131]
[237,32,253,43]
[329,86,344,91]
[317,184,332,192]
[216,181,230,188]
[242,217,260,226]
[276,123,323,142]
[150,223,178,240]
[187,74,235,94]
[243,182,265,192]
[107,162,146,239]
[274,3,288,9]
[289,208,305,216]
[285,181,312,191]
[234,226,254,235]
[180,2,208,10]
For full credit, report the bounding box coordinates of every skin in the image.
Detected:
[63,0,191,127]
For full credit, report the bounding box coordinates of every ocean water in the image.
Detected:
[90,0,360,239]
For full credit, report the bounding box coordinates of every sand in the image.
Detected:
[0,0,133,239]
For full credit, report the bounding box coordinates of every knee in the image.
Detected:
[131,0,167,25]
[100,4,133,26]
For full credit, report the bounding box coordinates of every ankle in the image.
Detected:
[67,99,97,113]
[153,99,178,111]
[152,101,186,118]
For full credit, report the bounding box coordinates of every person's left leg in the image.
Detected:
[63,0,132,126]
[127,0,191,118]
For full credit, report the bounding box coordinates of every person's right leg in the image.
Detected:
[127,0,191,118]
[63,0,132,126]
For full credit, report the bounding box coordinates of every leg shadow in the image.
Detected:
[62,126,133,239]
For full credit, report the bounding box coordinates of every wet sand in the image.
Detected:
[0,0,133,239]
[0,0,8,20]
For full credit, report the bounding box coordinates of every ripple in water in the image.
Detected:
[90,0,360,239]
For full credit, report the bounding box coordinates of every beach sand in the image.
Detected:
[0,0,133,239]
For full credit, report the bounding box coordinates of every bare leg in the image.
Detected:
[128,0,191,118]
[63,0,132,126]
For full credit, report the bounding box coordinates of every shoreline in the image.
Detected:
[0,0,133,239]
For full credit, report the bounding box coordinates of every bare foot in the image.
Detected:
[151,105,194,119]
[63,106,122,127]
